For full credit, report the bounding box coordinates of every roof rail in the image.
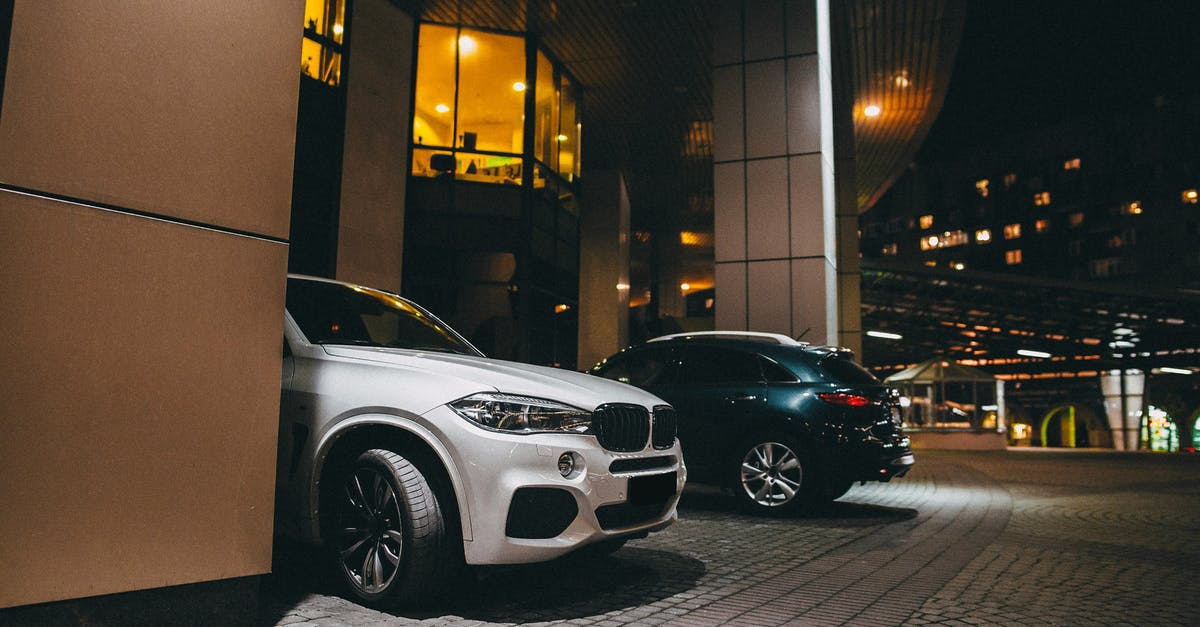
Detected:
[648,331,808,346]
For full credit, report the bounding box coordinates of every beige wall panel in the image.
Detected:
[0,191,287,607]
[715,262,747,330]
[337,0,414,293]
[790,257,833,345]
[745,157,789,260]
[786,55,822,155]
[747,260,790,334]
[744,60,787,159]
[788,154,825,258]
[712,65,745,163]
[0,1,301,239]
[744,0,784,61]
[713,162,746,262]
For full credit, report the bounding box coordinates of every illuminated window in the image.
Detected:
[975,179,989,198]
[1035,219,1051,233]
[301,0,347,86]
[1004,173,1017,188]
[1063,157,1081,170]
[1033,191,1051,206]
[881,243,898,255]
[410,25,581,187]
[975,229,992,243]
[1005,249,1023,265]
[1182,189,1198,204]
[919,230,967,251]
[951,261,965,271]
[919,214,934,229]
[1122,201,1143,215]
[924,260,937,267]
[1004,223,1021,240]
[1069,212,1084,227]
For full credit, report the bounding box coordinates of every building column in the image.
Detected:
[335,0,415,293]
[1101,369,1145,451]
[578,170,631,369]
[713,0,859,353]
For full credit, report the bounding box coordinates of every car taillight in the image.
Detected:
[818,392,872,407]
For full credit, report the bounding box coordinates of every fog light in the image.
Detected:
[557,452,575,477]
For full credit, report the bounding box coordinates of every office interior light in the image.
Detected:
[1017,349,1052,358]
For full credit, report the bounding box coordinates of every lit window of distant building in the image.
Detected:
[920,235,939,251]
[1004,173,1017,188]
[1182,189,1198,204]
[919,214,934,229]
[951,261,965,271]
[882,243,898,255]
[1033,191,1051,206]
[1004,223,1021,239]
[1069,212,1084,227]
[301,0,347,86]
[924,260,937,267]
[1006,249,1023,265]
[1063,157,1081,170]
[975,179,990,197]
[1035,219,1051,233]
[1122,201,1143,215]
[918,230,967,251]
[1107,234,1124,249]
[976,229,992,243]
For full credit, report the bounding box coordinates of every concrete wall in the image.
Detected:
[336,0,414,293]
[0,0,299,608]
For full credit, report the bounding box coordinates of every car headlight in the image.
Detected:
[449,393,592,434]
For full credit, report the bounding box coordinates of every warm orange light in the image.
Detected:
[556,134,568,142]
[1183,189,1198,204]
[554,303,571,313]
[680,283,691,292]
[458,35,477,55]
[863,104,882,117]
[512,81,526,92]
[332,23,344,36]
[435,103,450,113]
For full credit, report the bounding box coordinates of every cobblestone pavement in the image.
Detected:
[260,450,1200,626]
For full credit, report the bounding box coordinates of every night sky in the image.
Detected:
[917,1,1200,163]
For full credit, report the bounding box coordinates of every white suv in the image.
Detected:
[276,275,684,606]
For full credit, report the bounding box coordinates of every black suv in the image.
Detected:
[591,332,913,514]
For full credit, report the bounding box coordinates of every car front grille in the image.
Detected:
[651,406,677,449]
[593,404,650,452]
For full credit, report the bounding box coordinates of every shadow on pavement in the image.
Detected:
[677,484,918,527]
[260,539,705,625]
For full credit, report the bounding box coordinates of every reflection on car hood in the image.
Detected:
[320,345,666,410]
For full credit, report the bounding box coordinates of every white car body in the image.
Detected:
[276,275,684,568]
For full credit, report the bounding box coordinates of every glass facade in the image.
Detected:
[405,23,584,368]
[301,0,346,86]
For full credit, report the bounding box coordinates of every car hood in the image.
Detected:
[320,345,667,411]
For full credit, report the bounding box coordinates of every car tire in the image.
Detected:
[332,448,452,607]
[732,435,814,515]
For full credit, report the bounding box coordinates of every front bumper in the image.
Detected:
[426,405,686,565]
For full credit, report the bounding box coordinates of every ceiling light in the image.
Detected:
[332,23,344,36]
[863,105,882,117]
[680,283,691,291]
[556,134,568,142]
[1018,349,1051,359]
[458,35,477,55]
[512,81,526,92]
[1159,367,1193,375]
[866,330,903,340]
[435,103,450,113]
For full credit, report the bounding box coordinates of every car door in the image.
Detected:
[656,345,766,477]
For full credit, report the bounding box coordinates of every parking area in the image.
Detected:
[262,449,1200,626]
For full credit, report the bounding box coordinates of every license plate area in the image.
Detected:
[628,471,677,505]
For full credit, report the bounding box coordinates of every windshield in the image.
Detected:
[286,278,481,356]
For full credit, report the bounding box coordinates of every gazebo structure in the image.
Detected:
[885,359,1007,449]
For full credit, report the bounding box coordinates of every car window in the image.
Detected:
[759,355,797,382]
[286,278,480,355]
[595,347,673,386]
[815,353,879,384]
[677,346,761,384]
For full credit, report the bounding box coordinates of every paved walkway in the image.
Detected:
[261,450,1200,626]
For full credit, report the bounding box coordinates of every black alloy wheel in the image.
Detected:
[334,449,449,606]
